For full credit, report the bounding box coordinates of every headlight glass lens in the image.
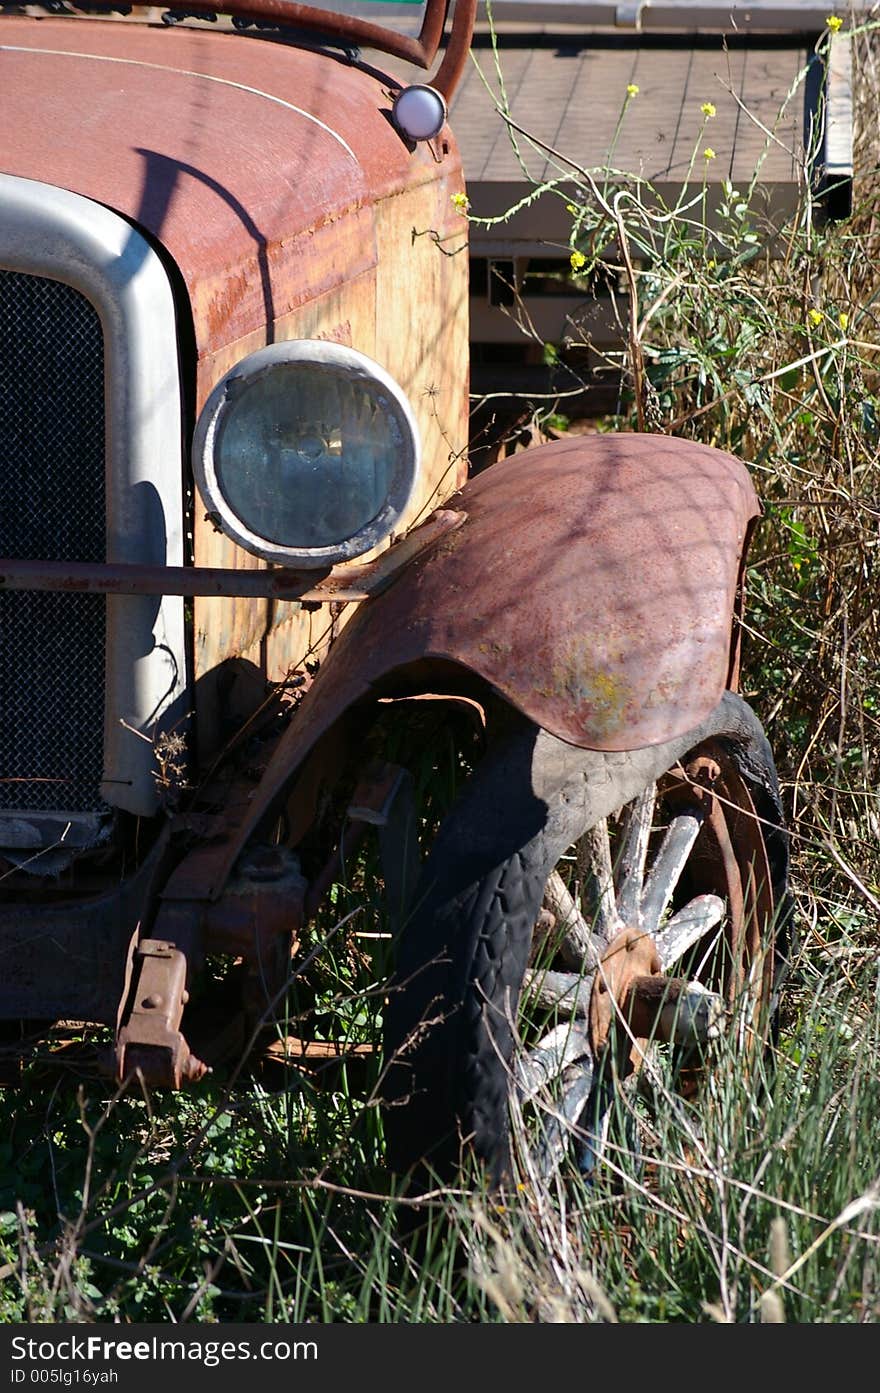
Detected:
[193,342,421,567]
[215,365,401,550]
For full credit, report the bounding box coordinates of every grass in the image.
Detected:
[2,17,880,1326]
[1,939,879,1322]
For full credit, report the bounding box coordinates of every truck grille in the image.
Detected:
[0,270,107,814]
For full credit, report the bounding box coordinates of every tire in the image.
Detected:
[382,690,790,1187]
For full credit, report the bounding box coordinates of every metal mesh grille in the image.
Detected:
[0,270,107,813]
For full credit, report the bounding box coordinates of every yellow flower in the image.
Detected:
[626,83,640,97]
[826,13,843,31]
[808,308,823,326]
[570,249,587,272]
[566,203,578,215]
[707,257,717,270]
[450,191,470,214]
[838,311,849,330]
[701,101,717,118]
[703,146,716,160]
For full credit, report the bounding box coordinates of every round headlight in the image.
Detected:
[193,341,421,568]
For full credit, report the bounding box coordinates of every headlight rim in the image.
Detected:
[192,340,421,569]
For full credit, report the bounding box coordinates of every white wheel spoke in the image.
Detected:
[577,821,623,944]
[614,784,656,925]
[542,870,603,971]
[523,968,593,1018]
[516,1021,591,1098]
[514,766,769,1188]
[655,893,725,971]
[640,808,706,931]
[575,1086,615,1181]
[533,1059,596,1181]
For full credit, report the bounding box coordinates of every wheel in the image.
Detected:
[382,690,789,1187]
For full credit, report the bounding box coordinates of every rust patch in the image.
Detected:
[541,637,635,741]
[589,927,662,1055]
[115,939,209,1088]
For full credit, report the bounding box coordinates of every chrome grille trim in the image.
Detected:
[0,174,187,822]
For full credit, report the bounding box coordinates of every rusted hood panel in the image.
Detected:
[211,433,759,891]
[0,17,455,356]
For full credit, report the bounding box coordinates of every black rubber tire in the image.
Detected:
[383,690,790,1187]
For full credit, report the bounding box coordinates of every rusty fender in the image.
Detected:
[204,433,760,898]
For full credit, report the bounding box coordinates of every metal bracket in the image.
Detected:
[348,763,418,930]
[115,939,208,1088]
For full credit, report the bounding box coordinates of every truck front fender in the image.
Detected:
[208,432,759,894]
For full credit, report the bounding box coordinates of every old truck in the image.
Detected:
[1,0,787,1184]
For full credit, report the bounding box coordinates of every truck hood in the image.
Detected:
[0,16,453,358]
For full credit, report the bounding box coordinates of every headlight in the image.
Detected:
[192,341,421,568]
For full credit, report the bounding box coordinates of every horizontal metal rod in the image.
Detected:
[0,557,367,601]
[131,0,440,68]
[525,959,726,1045]
[0,510,465,602]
